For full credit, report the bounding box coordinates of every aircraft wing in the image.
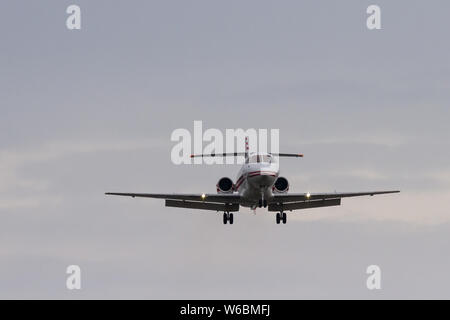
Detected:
[105,192,241,212]
[269,190,399,212]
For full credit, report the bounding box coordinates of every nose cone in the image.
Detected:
[248,171,277,187]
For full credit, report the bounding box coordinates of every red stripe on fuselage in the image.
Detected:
[248,171,277,177]
[235,175,245,190]
[235,171,277,190]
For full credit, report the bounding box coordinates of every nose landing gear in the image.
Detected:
[223,212,234,225]
[258,199,267,208]
[276,212,287,224]
[258,187,268,208]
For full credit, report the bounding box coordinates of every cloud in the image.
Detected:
[295,132,408,148]
[289,191,450,226]
[0,138,165,209]
[0,196,63,210]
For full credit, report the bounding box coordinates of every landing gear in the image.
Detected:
[276,212,287,224]
[223,212,234,225]
[258,199,267,208]
[258,187,268,208]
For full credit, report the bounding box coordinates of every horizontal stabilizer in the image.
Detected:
[271,153,303,158]
[190,152,246,158]
[190,152,303,158]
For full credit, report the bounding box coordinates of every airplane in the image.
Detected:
[106,138,399,225]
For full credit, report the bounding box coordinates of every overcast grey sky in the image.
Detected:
[1,0,450,299]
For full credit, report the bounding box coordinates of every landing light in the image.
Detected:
[306,192,311,199]
[201,193,206,200]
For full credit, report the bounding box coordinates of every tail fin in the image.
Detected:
[245,136,249,160]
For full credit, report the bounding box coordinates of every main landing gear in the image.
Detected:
[223,212,234,225]
[276,212,287,224]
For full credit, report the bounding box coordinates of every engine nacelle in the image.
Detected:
[273,177,289,193]
[216,177,234,193]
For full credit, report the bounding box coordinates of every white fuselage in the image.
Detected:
[234,153,279,208]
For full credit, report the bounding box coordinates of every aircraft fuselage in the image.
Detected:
[234,154,279,209]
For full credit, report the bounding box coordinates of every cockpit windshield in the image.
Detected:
[246,154,275,164]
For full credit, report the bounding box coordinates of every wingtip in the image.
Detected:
[385,190,400,195]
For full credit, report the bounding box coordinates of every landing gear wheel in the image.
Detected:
[223,212,233,225]
[276,213,281,224]
[263,200,267,208]
[258,199,262,208]
[282,212,287,224]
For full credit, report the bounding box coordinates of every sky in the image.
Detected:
[1,0,450,299]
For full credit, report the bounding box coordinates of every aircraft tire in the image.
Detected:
[282,212,287,224]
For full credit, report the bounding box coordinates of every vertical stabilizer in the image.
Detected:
[245,136,249,160]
